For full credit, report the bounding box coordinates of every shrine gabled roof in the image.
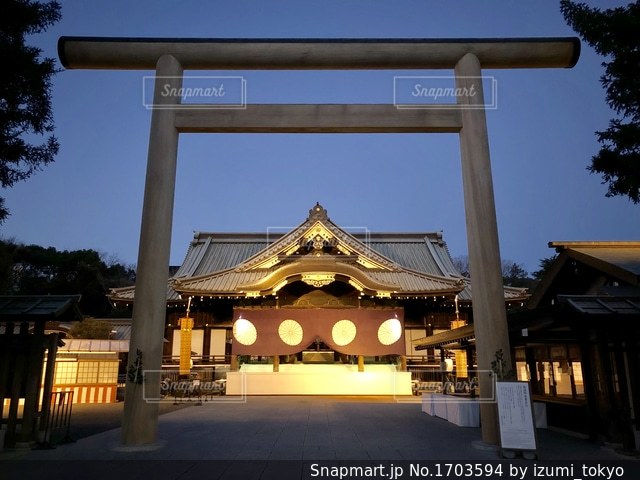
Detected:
[109,203,526,302]
[172,258,465,297]
[233,203,402,272]
[171,203,465,297]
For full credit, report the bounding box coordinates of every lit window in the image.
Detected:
[54,361,78,385]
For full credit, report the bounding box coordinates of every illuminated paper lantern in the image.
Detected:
[179,317,194,375]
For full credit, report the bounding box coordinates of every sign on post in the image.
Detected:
[496,381,537,457]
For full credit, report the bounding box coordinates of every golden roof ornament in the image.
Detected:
[308,202,328,222]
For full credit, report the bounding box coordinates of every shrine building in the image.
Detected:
[109,203,527,395]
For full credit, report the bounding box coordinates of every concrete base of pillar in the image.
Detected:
[110,439,167,452]
[471,440,500,451]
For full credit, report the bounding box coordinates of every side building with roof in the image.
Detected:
[509,241,640,451]
[109,203,527,395]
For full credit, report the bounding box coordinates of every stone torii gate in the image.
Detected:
[57,37,580,448]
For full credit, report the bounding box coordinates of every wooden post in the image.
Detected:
[358,355,365,372]
[0,321,14,427]
[39,333,59,437]
[202,323,211,363]
[273,355,279,373]
[6,323,29,447]
[230,354,239,372]
[18,323,46,444]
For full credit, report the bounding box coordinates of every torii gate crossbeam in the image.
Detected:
[58,37,579,449]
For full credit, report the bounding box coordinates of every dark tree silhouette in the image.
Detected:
[0,0,61,221]
[561,1,640,203]
[0,239,136,316]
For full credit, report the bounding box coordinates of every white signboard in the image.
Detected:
[496,381,537,451]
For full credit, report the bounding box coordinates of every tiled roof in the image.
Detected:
[110,281,183,303]
[413,324,476,349]
[366,233,461,277]
[529,241,640,309]
[59,339,130,352]
[558,295,640,315]
[174,263,464,296]
[0,295,83,321]
[457,280,528,303]
[550,242,640,284]
[176,233,270,277]
[110,205,526,303]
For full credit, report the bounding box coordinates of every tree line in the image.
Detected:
[452,255,555,290]
[0,239,135,316]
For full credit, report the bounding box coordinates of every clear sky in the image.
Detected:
[2,0,637,273]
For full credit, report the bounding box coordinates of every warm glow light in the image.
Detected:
[179,317,194,375]
[455,350,468,378]
[272,279,289,293]
[377,318,402,345]
[332,319,357,346]
[233,318,257,346]
[278,319,304,346]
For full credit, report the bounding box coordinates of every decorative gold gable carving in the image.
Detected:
[241,203,398,272]
[302,222,336,247]
[308,202,328,221]
[289,290,358,308]
[301,273,335,287]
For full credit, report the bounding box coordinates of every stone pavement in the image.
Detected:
[1,396,636,479]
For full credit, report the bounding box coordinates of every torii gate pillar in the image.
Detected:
[121,54,182,445]
[456,53,511,444]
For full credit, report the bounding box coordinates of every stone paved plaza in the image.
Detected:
[2,396,635,479]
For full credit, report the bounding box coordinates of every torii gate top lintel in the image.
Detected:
[58,36,580,70]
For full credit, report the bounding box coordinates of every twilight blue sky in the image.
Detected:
[2,0,638,273]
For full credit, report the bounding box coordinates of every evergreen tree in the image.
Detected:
[0,0,61,221]
[533,255,558,280]
[561,1,640,202]
[0,239,136,316]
